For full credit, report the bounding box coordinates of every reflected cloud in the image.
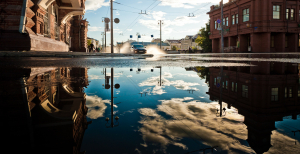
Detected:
[138,99,252,152]
[89,75,103,80]
[138,98,299,153]
[86,95,112,119]
[139,72,200,95]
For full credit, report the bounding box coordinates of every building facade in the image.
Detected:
[164,40,182,50]
[208,0,300,53]
[207,62,300,153]
[0,0,88,52]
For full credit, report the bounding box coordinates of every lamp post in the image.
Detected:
[104,68,121,128]
[155,66,162,86]
[219,0,224,117]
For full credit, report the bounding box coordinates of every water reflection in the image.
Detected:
[1,62,300,154]
[207,62,300,154]
[1,67,90,153]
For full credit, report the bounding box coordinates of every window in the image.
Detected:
[235,83,237,92]
[223,18,225,26]
[214,78,216,85]
[298,34,300,47]
[226,17,228,26]
[232,82,234,91]
[226,81,228,89]
[242,85,248,98]
[271,88,279,101]
[298,87,300,97]
[273,5,280,19]
[236,14,238,24]
[291,9,295,20]
[271,35,274,47]
[289,87,293,98]
[285,87,293,98]
[215,21,217,29]
[232,15,235,25]
[243,8,249,22]
[286,9,289,20]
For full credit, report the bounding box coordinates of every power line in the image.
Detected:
[113,1,140,10]
[121,0,158,35]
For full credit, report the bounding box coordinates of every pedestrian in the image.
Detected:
[189,47,192,53]
[89,43,94,53]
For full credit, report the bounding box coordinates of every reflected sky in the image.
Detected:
[1,56,300,153]
[81,66,300,154]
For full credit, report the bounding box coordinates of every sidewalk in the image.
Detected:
[0,51,154,58]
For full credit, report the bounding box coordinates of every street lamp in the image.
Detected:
[104,68,121,128]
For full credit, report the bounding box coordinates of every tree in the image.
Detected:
[87,39,92,47]
[172,46,177,51]
[195,21,212,53]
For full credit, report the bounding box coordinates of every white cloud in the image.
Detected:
[85,0,110,11]
[89,75,103,79]
[86,95,111,119]
[138,11,201,34]
[139,72,200,95]
[138,98,300,153]
[156,0,229,8]
[89,26,103,32]
[116,11,120,15]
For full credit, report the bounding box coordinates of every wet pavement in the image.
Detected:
[1,54,300,154]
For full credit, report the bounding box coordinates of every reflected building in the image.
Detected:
[206,62,300,154]
[1,67,90,153]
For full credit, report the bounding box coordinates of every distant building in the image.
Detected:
[181,35,202,50]
[164,40,182,50]
[151,38,161,43]
[0,0,88,52]
[207,0,300,53]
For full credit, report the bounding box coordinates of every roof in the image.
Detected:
[165,40,181,44]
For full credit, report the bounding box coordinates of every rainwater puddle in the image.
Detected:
[1,55,300,154]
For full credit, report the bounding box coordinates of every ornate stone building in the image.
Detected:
[0,0,88,52]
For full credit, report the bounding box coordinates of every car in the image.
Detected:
[131,44,147,54]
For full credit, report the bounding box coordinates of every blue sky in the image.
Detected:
[84,0,226,45]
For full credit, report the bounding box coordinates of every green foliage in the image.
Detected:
[172,46,177,51]
[195,67,209,79]
[192,46,197,51]
[87,39,92,47]
[195,21,212,53]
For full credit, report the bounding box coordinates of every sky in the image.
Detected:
[84,0,228,45]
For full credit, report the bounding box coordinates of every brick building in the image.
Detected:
[0,0,88,52]
[208,0,300,53]
[206,62,300,153]
[1,67,90,153]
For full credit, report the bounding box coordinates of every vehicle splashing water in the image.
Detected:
[101,43,166,55]
[145,45,166,55]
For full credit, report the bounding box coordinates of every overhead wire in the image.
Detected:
[121,0,158,34]
[113,1,141,10]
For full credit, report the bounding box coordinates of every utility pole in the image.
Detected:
[111,68,114,127]
[110,0,114,53]
[158,20,163,49]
